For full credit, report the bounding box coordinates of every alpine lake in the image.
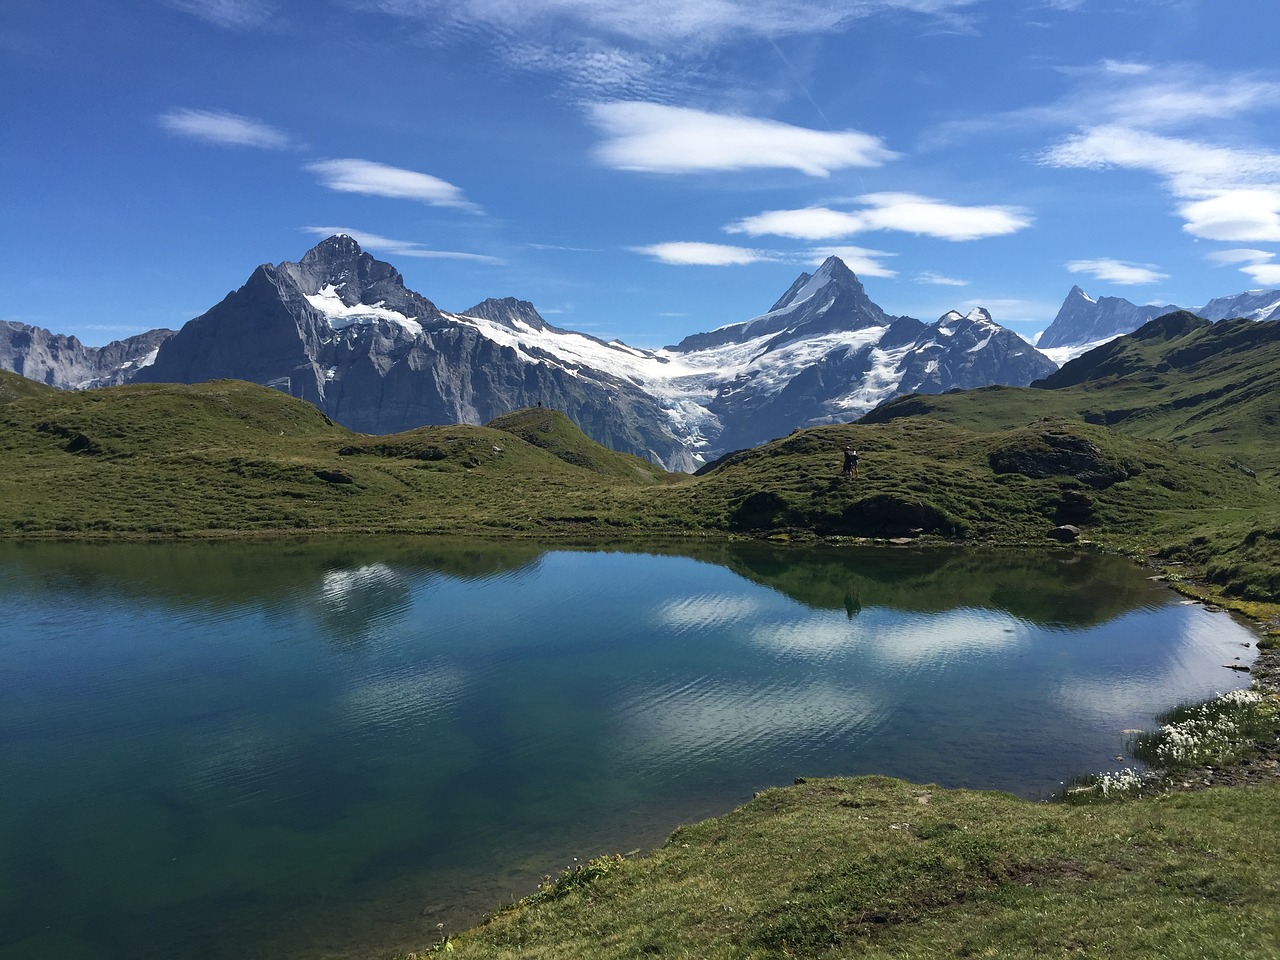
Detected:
[0,538,1259,960]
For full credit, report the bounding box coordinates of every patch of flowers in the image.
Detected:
[1062,766,1165,803]
[1134,689,1273,770]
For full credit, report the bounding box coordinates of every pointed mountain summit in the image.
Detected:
[671,256,892,352]
[1037,285,1177,353]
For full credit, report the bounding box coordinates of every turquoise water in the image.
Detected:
[0,540,1257,959]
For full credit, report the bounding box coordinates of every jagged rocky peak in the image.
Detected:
[461,297,549,331]
[282,234,439,320]
[770,256,864,311]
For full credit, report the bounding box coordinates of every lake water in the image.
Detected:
[0,539,1258,960]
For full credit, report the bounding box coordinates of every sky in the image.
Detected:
[4,0,1280,349]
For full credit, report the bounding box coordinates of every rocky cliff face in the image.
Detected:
[134,236,698,469]
[0,321,175,389]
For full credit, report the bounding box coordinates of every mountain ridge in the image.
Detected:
[18,235,1263,470]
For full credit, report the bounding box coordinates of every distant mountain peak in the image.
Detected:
[770,256,863,312]
[461,297,550,332]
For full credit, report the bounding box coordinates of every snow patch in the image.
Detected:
[305,285,424,336]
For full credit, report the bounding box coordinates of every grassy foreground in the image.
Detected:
[411,776,1280,959]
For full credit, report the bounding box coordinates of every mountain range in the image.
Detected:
[3,235,1274,469]
[1036,285,1280,363]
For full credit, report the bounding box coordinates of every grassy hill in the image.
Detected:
[852,314,1280,602]
[2,326,1278,602]
[0,374,675,537]
[864,313,1280,480]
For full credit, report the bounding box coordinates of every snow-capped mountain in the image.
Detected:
[14,237,1057,469]
[1035,284,1280,363]
[1035,286,1178,362]
[1197,289,1280,323]
[0,320,174,389]
[133,235,699,469]
[654,263,1055,454]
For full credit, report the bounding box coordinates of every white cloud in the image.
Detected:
[808,246,898,278]
[855,193,1032,240]
[727,194,1030,242]
[305,159,479,211]
[157,108,291,149]
[1242,262,1280,285]
[1204,247,1280,288]
[1099,79,1280,129]
[1206,248,1275,266]
[1066,258,1167,285]
[631,242,772,265]
[1041,126,1280,194]
[302,226,504,264]
[915,271,968,286]
[588,102,897,177]
[1043,125,1280,242]
[727,207,865,239]
[1177,188,1280,243]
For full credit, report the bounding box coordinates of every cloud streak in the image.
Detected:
[630,242,773,265]
[366,0,979,47]
[162,0,274,29]
[589,102,897,176]
[1066,258,1167,285]
[305,159,480,211]
[727,194,1031,241]
[158,108,292,149]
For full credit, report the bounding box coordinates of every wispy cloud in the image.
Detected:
[726,207,864,240]
[1206,248,1274,266]
[1206,249,1280,287]
[158,108,292,149]
[1066,258,1167,285]
[162,0,274,29]
[1100,59,1151,76]
[915,271,969,286]
[727,194,1031,241]
[1042,126,1280,242]
[630,242,773,265]
[305,159,480,211]
[365,0,978,48]
[302,226,504,263]
[1241,262,1280,285]
[588,102,897,177]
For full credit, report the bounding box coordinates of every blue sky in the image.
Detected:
[4,0,1280,348]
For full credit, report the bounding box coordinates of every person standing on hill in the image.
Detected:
[842,446,859,479]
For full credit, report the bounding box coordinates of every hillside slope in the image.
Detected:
[864,313,1280,478]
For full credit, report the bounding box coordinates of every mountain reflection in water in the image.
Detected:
[0,538,1256,960]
